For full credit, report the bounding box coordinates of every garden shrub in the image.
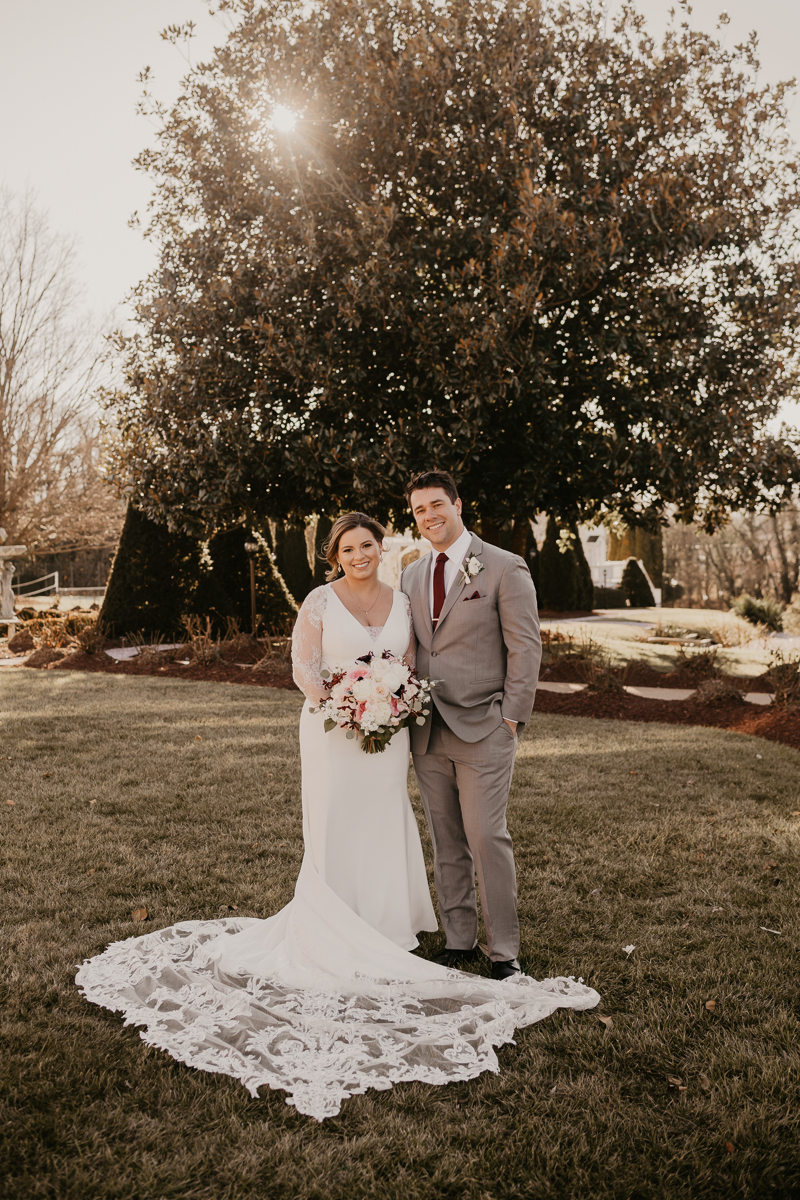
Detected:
[571,524,595,611]
[621,558,655,607]
[731,593,783,632]
[594,585,627,608]
[99,506,235,639]
[538,517,577,612]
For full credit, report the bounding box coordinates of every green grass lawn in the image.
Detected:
[2,671,799,1200]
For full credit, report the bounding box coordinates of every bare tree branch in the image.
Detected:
[0,188,124,548]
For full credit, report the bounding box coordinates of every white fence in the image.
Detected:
[12,571,59,598]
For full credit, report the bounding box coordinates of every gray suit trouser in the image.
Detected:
[413,713,520,962]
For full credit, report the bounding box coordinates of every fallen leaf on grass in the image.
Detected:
[667,1076,687,1091]
[42,772,52,778]
[629,771,638,775]
[705,999,717,1011]
[598,1015,613,1028]
[623,944,636,956]
[195,735,202,741]
[791,811,800,817]
[699,1074,711,1090]
[589,887,602,896]
[725,1142,735,1154]
[131,907,148,923]
[6,798,15,806]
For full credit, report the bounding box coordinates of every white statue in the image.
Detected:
[0,533,27,625]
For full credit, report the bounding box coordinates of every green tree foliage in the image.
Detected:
[538,516,577,612]
[99,506,233,638]
[104,0,800,539]
[621,557,655,607]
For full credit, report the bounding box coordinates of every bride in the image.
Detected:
[76,512,599,1121]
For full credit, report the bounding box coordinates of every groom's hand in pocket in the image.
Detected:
[503,718,517,734]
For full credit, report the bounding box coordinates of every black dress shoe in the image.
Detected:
[491,958,522,980]
[434,947,481,969]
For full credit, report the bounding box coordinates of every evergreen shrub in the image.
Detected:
[594,586,627,608]
[571,524,595,611]
[621,558,655,607]
[207,526,297,632]
[538,517,578,612]
[732,593,783,632]
[99,506,234,639]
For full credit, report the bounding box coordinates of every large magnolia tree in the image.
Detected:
[105,0,800,547]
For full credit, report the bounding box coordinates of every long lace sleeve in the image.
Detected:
[399,592,417,670]
[291,587,329,702]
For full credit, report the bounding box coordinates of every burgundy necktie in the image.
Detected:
[432,552,448,625]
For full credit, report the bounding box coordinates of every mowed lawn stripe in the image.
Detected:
[2,672,799,1200]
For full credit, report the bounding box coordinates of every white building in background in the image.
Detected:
[378,534,431,589]
[377,522,661,606]
[530,516,661,606]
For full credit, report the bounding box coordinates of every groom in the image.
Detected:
[400,470,541,980]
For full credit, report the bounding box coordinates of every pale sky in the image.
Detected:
[1,0,798,419]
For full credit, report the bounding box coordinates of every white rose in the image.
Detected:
[365,699,392,727]
[381,664,407,693]
[351,678,372,702]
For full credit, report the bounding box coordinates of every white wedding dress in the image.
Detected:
[76,584,600,1120]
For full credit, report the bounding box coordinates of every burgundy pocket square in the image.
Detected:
[463,590,481,601]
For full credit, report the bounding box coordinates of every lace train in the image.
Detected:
[76,918,599,1120]
[76,585,600,1120]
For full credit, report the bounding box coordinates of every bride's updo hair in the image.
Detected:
[322,512,386,582]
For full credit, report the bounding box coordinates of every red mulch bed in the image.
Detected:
[21,647,799,752]
[540,656,775,691]
[30,650,297,691]
[533,687,800,752]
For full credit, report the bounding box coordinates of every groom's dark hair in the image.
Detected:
[405,469,459,506]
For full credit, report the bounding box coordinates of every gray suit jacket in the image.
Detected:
[400,533,541,753]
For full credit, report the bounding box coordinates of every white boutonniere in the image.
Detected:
[459,555,485,587]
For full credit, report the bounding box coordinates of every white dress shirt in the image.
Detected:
[428,525,474,619]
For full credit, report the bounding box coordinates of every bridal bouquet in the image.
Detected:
[311,650,436,754]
